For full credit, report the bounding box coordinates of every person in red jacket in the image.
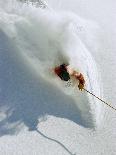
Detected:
[54,64,85,90]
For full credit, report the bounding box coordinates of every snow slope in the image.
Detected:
[0,0,116,155]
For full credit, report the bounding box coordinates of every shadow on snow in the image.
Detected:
[0,30,94,137]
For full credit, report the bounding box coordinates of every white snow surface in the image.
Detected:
[0,0,116,155]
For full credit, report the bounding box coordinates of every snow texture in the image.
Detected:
[0,0,116,155]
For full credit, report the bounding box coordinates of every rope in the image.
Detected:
[83,88,116,111]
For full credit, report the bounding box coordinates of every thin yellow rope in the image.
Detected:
[83,88,116,111]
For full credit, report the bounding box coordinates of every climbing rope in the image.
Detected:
[83,88,116,111]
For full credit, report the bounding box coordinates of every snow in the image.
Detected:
[0,0,116,155]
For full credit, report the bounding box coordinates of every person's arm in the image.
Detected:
[66,66,85,90]
[75,73,85,90]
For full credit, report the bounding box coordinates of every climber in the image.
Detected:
[54,64,85,90]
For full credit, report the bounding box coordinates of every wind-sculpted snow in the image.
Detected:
[0,0,103,134]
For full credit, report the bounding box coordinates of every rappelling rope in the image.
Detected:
[83,88,116,111]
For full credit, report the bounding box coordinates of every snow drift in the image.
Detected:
[0,0,103,131]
